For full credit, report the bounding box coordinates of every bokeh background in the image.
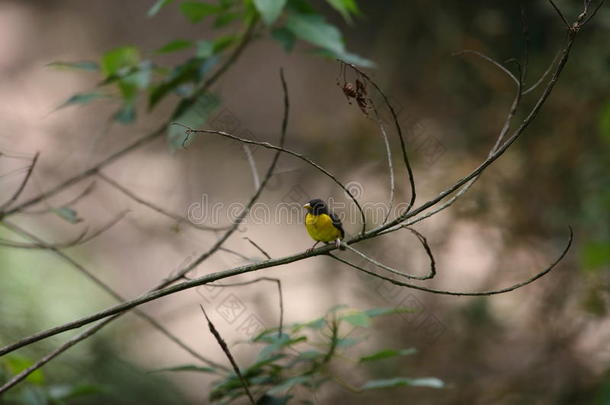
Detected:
[1,0,609,404]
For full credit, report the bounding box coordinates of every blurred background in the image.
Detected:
[0,0,609,403]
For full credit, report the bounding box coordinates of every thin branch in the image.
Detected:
[177,124,367,234]
[200,305,256,405]
[243,145,260,190]
[330,227,572,296]
[523,50,561,95]
[582,0,606,26]
[0,152,39,212]
[22,182,96,215]
[340,226,435,281]
[0,166,30,179]
[453,50,520,86]
[243,237,272,260]
[97,172,227,232]
[219,246,259,262]
[520,5,530,85]
[341,61,417,216]
[547,0,571,29]
[370,101,395,224]
[0,211,128,250]
[209,277,284,337]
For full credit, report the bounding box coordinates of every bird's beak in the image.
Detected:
[303,203,311,210]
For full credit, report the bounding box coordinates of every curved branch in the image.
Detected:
[340,226,436,281]
[176,125,367,233]
[453,50,520,86]
[331,227,572,296]
[341,61,417,216]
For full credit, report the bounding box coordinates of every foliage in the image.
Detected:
[0,355,102,405]
[49,0,371,149]
[151,306,443,403]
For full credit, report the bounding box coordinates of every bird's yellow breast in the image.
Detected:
[305,213,342,242]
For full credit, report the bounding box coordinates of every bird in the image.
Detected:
[303,198,345,251]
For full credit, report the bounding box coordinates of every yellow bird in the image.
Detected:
[303,199,345,250]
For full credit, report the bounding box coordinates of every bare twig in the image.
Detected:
[370,101,395,224]
[0,152,39,212]
[243,145,260,190]
[200,305,255,405]
[0,211,127,249]
[548,0,571,29]
[453,50,520,86]
[97,172,228,232]
[341,61,418,216]
[243,236,272,260]
[177,124,367,233]
[22,182,97,215]
[330,227,572,296]
[340,226,436,281]
[209,277,284,337]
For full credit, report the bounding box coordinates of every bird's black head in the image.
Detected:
[303,198,328,215]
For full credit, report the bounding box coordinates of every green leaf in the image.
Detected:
[58,92,108,109]
[101,46,140,76]
[168,93,220,150]
[253,0,287,25]
[156,39,194,54]
[148,0,175,16]
[257,335,307,361]
[267,375,310,395]
[285,13,344,55]
[271,27,296,52]
[359,348,417,363]
[362,377,444,390]
[4,356,45,385]
[112,103,136,124]
[213,35,237,53]
[196,40,215,58]
[335,50,375,68]
[52,207,82,224]
[180,1,222,23]
[326,0,359,22]
[214,12,241,27]
[341,312,371,327]
[245,353,286,376]
[335,336,363,348]
[363,307,415,317]
[47,60,99,71]
[149,58,209,110]
[149,364,217,374]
